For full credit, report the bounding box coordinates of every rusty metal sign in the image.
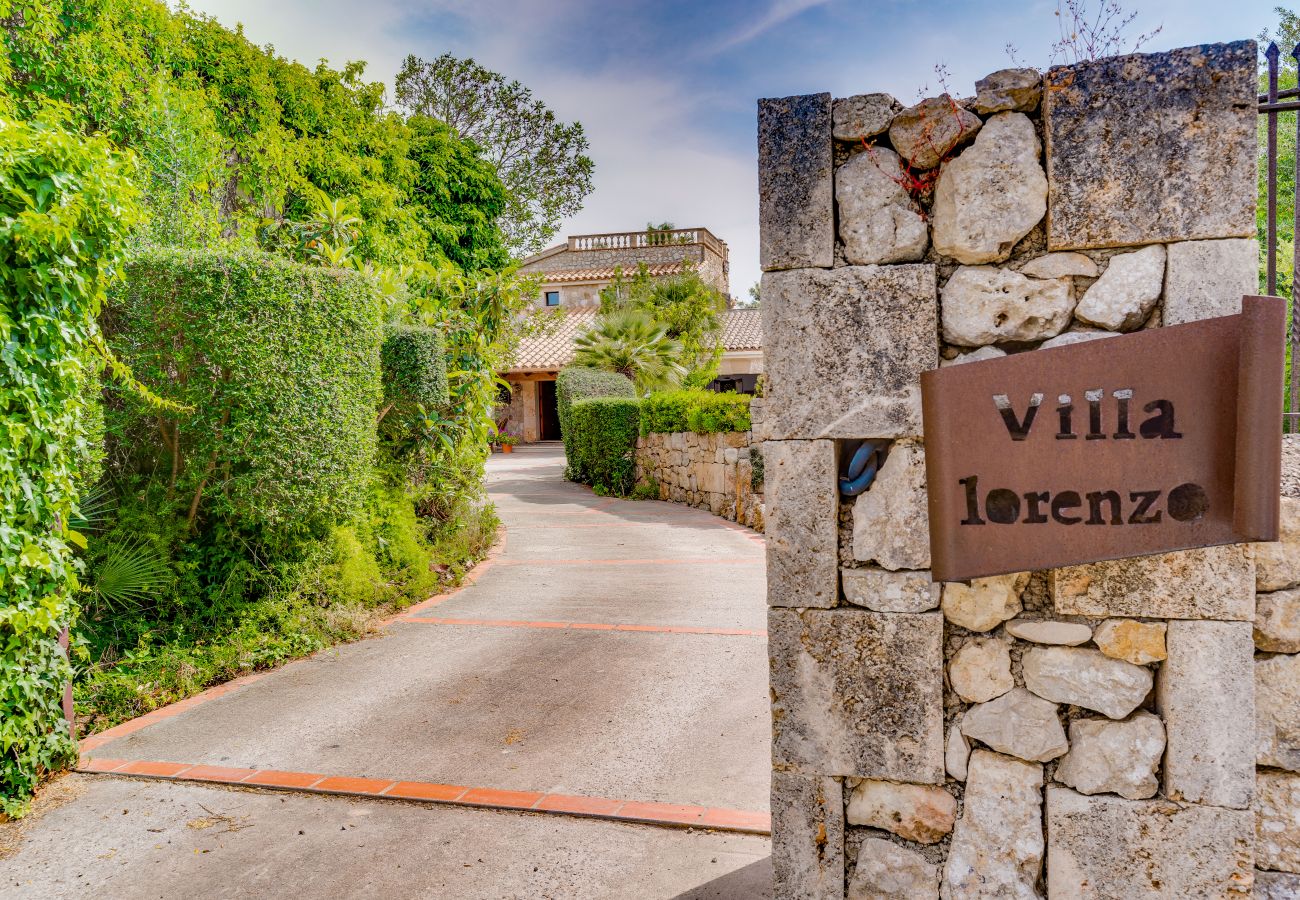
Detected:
[921,295,1285,582]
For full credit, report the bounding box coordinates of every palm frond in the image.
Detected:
[70,482,117,533]
[91,536,171,613]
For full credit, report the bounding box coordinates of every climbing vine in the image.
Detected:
[0,117,140,815]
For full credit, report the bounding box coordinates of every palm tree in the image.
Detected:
[573,311,687,393]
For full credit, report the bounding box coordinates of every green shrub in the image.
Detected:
[556,366,636,482]
[0,118,141,815]
[107,250,383,548]
[639,390,752,436]
[565,398,641,495]
[556,366,636,434]
[382,324,448,412]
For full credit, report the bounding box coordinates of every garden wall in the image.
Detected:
[634,431,764,529]
[757,40,1293,897]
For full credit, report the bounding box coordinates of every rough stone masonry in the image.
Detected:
[757,40,1289,898]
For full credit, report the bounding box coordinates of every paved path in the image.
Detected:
[2,445,772,899]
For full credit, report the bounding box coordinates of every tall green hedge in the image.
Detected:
[0,119,140,815]
[639,390,751,436]
[565,398,641,495]
[108,250,382,545]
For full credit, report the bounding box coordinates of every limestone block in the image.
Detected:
[851,442,929,570]
[960,688,1068,763]
[845,779,956,843]
[948,637,1013,703]
[941,572,1028,632]
[1256,589,1300,653]
[848,838,939,900]
[1258,652,1300,773]
[932,112,1046,264]
[946,723,970,781]
[1043,42,1257,249]
[1074,244,1166,332]
[1256,497,1300,591]
[888,95,981,170]
[941,751,1043,899]
[1017,251,1097,279]
[832,93,901,142]
[770,609,944,781]
[939,345,1007,367]
[759,93,833,270]
[1257,871,1300,899]
[771,771,844,900]
[1045,786,1255,898]
[840,567,939,613]
[762,265,937,439]
[1054,712,1165,800]
[1022,646,1151,720]
[1163,238,1259,325]
[1158,620,1255,809]
[1037,329,1117,349]
[1092,618,1167,665]
[1004,619,1092,646]
[1257,770,1300,873]
[1052,544,1255,620]
[836,148,928,265]
[941,265,1073,346]
[973,68,1042,113]
[765,441,838,608]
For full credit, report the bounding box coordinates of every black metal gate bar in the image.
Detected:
[1260,42,1300,433]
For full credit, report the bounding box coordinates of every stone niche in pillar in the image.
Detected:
[759,38,1278,900]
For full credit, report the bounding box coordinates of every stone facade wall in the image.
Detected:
[758,42,1283,898]
[634,431,764,530]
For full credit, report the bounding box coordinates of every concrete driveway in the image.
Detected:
[1,444,772,899]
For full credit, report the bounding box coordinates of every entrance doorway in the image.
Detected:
[538,380,561,440]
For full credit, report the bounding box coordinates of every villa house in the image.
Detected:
[498,227,763,442]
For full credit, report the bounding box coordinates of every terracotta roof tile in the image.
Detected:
[506,308,762,373]
[535,262,687,283]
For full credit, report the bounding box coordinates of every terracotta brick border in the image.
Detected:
[75,758,771,836]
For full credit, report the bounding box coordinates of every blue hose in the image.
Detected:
[839,440,889,497]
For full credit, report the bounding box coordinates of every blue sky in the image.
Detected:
[185,0,1284,295]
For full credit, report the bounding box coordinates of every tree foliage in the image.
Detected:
[598,263,727,388]
[396,52,595,255]
[1,0,510,272]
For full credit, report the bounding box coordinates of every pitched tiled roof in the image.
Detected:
[533,262,687,283]
[720,308,762,351]
[506,308,763,373]
[510,309,598,372]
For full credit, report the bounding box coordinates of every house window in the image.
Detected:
[544,291,560,307]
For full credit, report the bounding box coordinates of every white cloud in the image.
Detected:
[711,0,834,53]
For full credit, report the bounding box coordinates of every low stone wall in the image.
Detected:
[634,431,764,530]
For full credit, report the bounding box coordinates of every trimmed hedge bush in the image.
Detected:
[565,398,641,495]
[382,324,448,412]
[639,390,751,436]
[556,366,636,483]
[109,250,383,545]
[556,366,636,436]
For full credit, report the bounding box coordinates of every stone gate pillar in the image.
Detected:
[757,41,1284,898]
